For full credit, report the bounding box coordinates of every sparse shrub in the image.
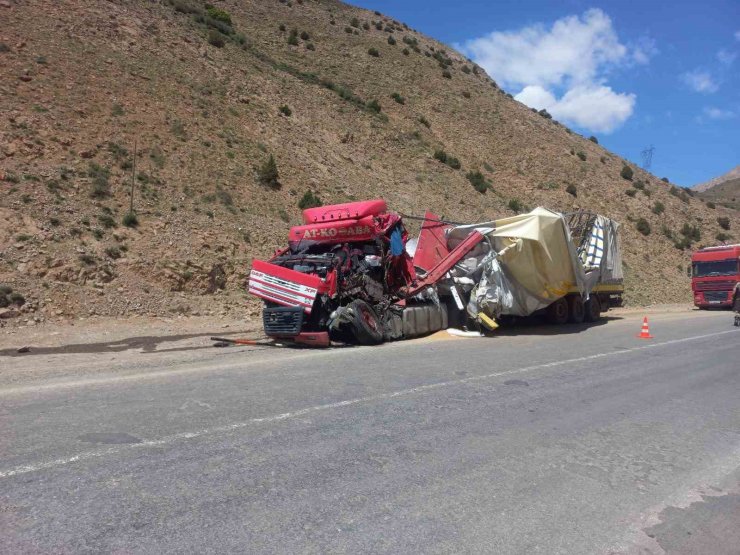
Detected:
[462,91,471,99]
[149,146,166,168]
[717,216,730,230]
[98,214,116,229]
[279,105,292,116]
[446,156,461,170]
[538,109,552,119]
[418,116,430,128]
[105,246,121,259]
[362,22,370,30]
[600,156,607,164]
[300,30,310,40]
[92,228,104,240]
[298,190,322,209]
[620,165,633,181]
[205,6,232,25]
[387,35,396,45]
[79,254,96,265]
[576,151,586,161]
[111,103,124,116]
[566,184,577,197]
[633,180,645,190]
[441,70,452,79]
[350,17,360,28]
[88,163,111,199]
[49,217,61,227]
[588,136,598,144]
[258,154,280,188]
[680,223,701,242]
[287,33,299,45]
[466,170,490,194]
[661,177,669,183]
[661,225,673,239]
[366,99,381,113]
[636,218,651,236]
[706,201,715,209]
[507,199,523,213]
[8,292,25,306]
[0,284,12,295]
[306,42,315,51]
[170,119,186,140]
[368,47,380,57]
[716,232,731,242]
[652,201,665,215]
[207,29,226,48]
[390,92,405,105]
[461,65,471,74]
[625,189,637,197]
[278,209,290,223]
[402,48,409,55]
[279,23,286,31]
[669,186,690,203]
[122,211,139,228]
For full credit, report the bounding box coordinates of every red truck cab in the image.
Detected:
[690,244,740,309]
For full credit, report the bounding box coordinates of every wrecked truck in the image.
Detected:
[247,200,623,346]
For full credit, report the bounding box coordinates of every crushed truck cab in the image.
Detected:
[248,200,624,346]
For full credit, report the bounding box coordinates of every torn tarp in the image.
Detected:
[446,208,617,319]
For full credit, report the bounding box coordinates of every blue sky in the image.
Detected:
[352,0,740,186]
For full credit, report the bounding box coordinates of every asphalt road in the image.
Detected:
[1,310,739,554]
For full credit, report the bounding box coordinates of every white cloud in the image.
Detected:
[681,70,719,93]
[515,84,635,133]
[458,9,640,133]
[630,36,658,65]
[717,49,736,66]
[703,106,736,120]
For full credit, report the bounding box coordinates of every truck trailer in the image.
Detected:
[247,200,624,346]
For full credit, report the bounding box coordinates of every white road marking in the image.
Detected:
[0,328,737,479]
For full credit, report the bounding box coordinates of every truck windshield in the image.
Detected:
[692,259,739,277]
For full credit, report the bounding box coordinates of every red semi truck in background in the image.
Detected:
[690,244,740,310]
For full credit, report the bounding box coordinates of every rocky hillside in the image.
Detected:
[694,166,740,211]
[693,165,740,192]
[1,0,738,326]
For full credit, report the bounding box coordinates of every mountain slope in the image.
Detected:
[1,0,738,324]
[693,165,740,192]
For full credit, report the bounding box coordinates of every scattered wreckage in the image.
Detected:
[247,200,623,347]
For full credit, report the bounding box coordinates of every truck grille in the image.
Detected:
[703,290,730,302]
[263,306,304,336]
[695,280,735,291]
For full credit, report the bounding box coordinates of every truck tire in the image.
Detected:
[568,295,585,324]
[584,295,601,322]
[348,300,384,345]
[545,297,569,325]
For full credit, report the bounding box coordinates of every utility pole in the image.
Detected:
[129,140,137,215]
[640,145,654,171]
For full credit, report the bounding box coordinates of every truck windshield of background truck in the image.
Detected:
[692,259,739,277]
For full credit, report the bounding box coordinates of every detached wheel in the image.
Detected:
[348,299,384,345]
[584,295,601,322]
[568,295,585,324]
[545,297,569,325]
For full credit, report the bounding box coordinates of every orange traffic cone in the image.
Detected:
[636,316,654,339]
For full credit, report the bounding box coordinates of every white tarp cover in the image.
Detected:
[448,207,589,318]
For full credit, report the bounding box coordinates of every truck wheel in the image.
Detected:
[584,296,601,322]
[348,300,384,345]
[545,297,569,325]
[568,295,585,324]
